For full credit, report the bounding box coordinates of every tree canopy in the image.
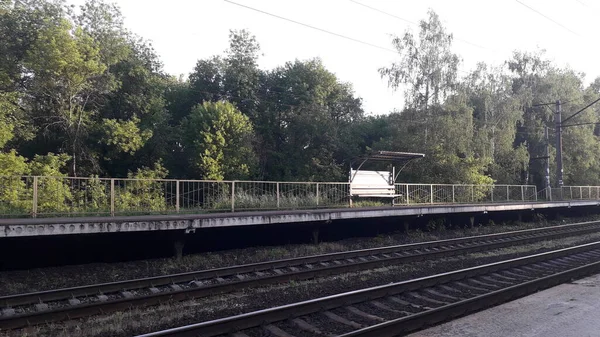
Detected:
[1,0,600,190]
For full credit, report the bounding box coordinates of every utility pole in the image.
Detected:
[545,126,551,200]
[555,100,564,189]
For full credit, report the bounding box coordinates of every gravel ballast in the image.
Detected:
[6,230,600,337]
[2,215,598,297]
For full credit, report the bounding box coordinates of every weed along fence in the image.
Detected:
[0,175,597,218]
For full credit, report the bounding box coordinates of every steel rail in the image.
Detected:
[134,241,600,337]
[1,220,599,329]
[2,219,597,308]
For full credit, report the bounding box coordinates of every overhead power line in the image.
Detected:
[532,99,575,107]
[348,0,417,26]
[348,0,495,52]
[223,0,397,54]
[562,96,600,125]
[515,0,580,36]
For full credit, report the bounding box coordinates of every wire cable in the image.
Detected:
[562,96,600,124]
[515,0,580,36]
[224,0,397,54]
[349,0,495,51]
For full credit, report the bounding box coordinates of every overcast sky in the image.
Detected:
[68,0,600,114]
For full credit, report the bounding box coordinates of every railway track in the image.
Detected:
[136,240,600,337]
[1,220,600,330]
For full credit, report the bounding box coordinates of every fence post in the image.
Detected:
[276,182,280,209]
[32,176,38,218]
[491,186,494,202]
[430,185,433,204]
[406,185,410,205]
[316,183,320,207]
[110,179,115,216]
[570,187,573,200]
[580,186,583,199]
[231,181,235,212]
[507,185,510,201]
[452,185,455,203]
[521,185,524,201]
[471,185,474,202]
[175,180,180,213]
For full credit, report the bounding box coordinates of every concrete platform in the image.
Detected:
[1,200,599,238]
[409,273,600,337]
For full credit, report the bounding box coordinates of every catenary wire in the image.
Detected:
[223,0,397,54]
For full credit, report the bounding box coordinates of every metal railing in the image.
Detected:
[9,176,600,218]
[539,186,600,201]
[393,184,538,205]
[0,176,350,218]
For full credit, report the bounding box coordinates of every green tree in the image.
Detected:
[256,58,363,181]
[23,17,108,176]
[462,63,528,184]
[380,9,460,111]
[181,101,256,180]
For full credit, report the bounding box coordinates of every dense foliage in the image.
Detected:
[2,1,600,191]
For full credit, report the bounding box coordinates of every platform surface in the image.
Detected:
[3,200,599,238]
[409,273,600,337]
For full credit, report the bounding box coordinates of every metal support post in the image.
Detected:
[231,181,235,212]
[276,182,280,209]
[570,186,573,200]
[507,185,509,201]
[406,185,410,204]
[521,185,525,201]
[430,185,433,204]
[471,185,474,202]
[110,178,115,216]
[32,176,38,218]
[556,100,564,188]
[316,183,320,207]
[491,187,494,202]
[452,185,455,203]
[544,126,551,199]
[175,180,180,213]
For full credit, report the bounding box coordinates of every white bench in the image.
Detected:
[349,170,402,203]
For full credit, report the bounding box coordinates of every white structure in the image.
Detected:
[349,151,425,205]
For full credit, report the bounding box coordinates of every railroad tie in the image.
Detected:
[452,281,488,293]
[230,332,251,337]
[406,292,449,306]
[370,300,403,313]
[120,291,134,298]
[346,306,385,322]
[1,308,15,317]
[264,324,296,337]
[480,276,513,286]
[67,298,81,306]
[387,296,429,310]
[437,284,464,294]
[291,318,323,334]
[490,272,519,281]
[423,288,461,301]
[34,303,49,312]
[322,311,362,328]
[469,278,501,289]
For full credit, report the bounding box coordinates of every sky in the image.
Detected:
[68,0,600,115]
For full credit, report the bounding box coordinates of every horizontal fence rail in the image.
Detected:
[540,186,600,202]
[0,176,595,218]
